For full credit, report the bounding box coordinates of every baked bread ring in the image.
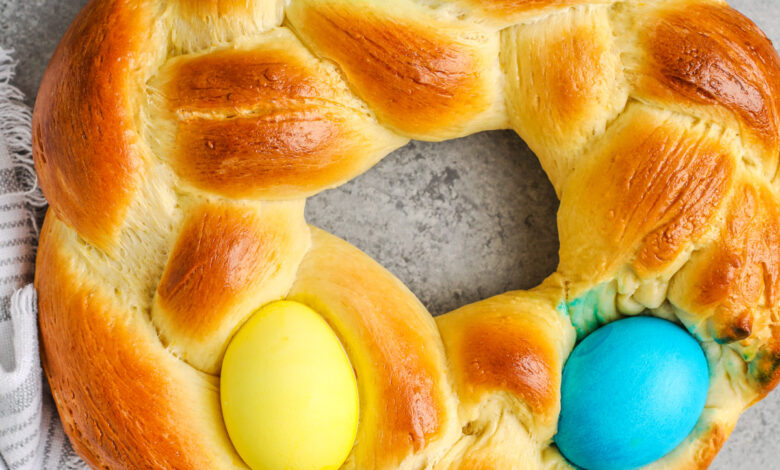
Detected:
[32,0,780,468]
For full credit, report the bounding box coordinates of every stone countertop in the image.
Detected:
[1,0,778,468]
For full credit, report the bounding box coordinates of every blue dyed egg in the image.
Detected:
[555,316,709,470]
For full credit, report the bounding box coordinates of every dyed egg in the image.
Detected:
[555,316,709,470]
[220,301,359,470]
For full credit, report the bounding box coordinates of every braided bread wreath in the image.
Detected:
[30,0,780,468]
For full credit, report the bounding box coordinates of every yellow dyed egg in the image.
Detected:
[220,300,359,470]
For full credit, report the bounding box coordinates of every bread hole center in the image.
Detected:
[306,130,559,315]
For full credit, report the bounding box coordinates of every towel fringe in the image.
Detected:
[0,49,47,241]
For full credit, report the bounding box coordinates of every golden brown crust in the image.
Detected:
[457,0,607,25]
[640,1,780,176]
[694,188,773,342]
[434,283,575,470]
[32,0,160,249]
[460,321,554,413]
[163,47,329,112]
[501,4,627,191]
[149,28,406,199]
[153,199,310,373]
[36,215,246,469]
[559,104,737,284]
[157,204,272,328]
[286,0,502,140]
[669,179,780,392]
[691,424,728,470]
[470,0,592,12]
[288,228,458,468]
[172,113,342,198]
[530,25,608,125]
[157,205,298,336]
[438,296,560,418]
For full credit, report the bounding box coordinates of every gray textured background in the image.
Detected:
[1,0,778,468]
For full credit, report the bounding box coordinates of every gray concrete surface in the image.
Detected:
[2,0,778,468]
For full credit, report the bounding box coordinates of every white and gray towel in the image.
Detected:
[0,48,86,470]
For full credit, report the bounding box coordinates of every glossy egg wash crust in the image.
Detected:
[32,0,780,469]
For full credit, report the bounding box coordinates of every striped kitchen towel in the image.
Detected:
[0,48,86,470]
